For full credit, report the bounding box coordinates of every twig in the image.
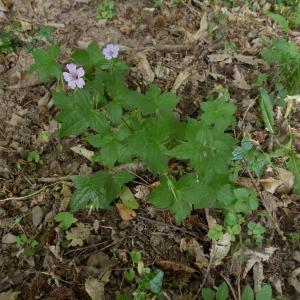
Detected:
[0,182,62,203]
[35,176,72,183]
[247,170,286,241]
[221,274,238,300]
[137,216,200,237]
[195,253,213,299]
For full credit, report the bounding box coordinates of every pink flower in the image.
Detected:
[63,64,85,89]
[102,43,119,60]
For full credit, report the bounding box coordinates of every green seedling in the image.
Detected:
[247,222,266,244]
[16,234,38,255]
[54,212,77,230]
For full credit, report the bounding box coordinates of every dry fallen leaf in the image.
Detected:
[59,183,72,212]
[210,233,231,267]
[192,12,208,42]
[66,223,91,247]
[233,65,251,90]
[155,260,196,273]
[172,68,192,93]
[0,290,20,300]
[134,185,150,202]
[135,52,155,84]
[208,53,231,62]
[71,145,94,161]
[260,167,294,194]
[116,202,136,221]
[85,278,105,300]
[180,238,208,269]
[288,267,300,294]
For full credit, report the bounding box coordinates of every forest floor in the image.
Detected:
[0,0,300,299]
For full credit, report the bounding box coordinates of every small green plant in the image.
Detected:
[289,232,300,241]
[37,26,55,42]
[0,32,20,54]
[16,234,38,255]
[247,222,266,244]
[232,134,270,177]
[118,250,164,299]
[31,40,261,224]
[27,151,43,165]
[208,224,224,240]
[262,39,300,95]
[96,0,115,20]
[54,212,77,230]
[202,282,229,300]
[169,0,185,5]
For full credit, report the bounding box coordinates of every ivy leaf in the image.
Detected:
[149,269,164,294]
[31,44,61,81]
[149,174,199,222]
[70,171,133,212]
[72,42,105,71]
[53,90,108,137]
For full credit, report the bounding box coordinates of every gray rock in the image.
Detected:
[32,206,44,227]
[2,233,17,244]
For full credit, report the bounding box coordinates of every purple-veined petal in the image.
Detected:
[63,72,72,82]
[77,67,85,77]
[75,78,85,89]
[66,63,77,73]
[68,80,77,89]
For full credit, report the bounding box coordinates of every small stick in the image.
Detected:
[0,182,62,203]
[221,274,238,300]
[247,170,286,241]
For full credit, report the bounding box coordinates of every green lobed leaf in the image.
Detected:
[53,90,109,137]
[72,42,105,70]
[70,171,133,212]
[149,174,200,222]
[31,44,61,81]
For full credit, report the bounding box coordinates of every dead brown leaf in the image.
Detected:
[116,202,136,221]
[0,290,20,300]
[233,65,251,90]
[59,183,72,212]
[66,223,91,247]
[71,145,94,161]
[134,52,155,84]
[155,260,196,273]
[208,53,231,62]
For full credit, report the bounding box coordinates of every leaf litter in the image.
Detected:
[0,0,300,298]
